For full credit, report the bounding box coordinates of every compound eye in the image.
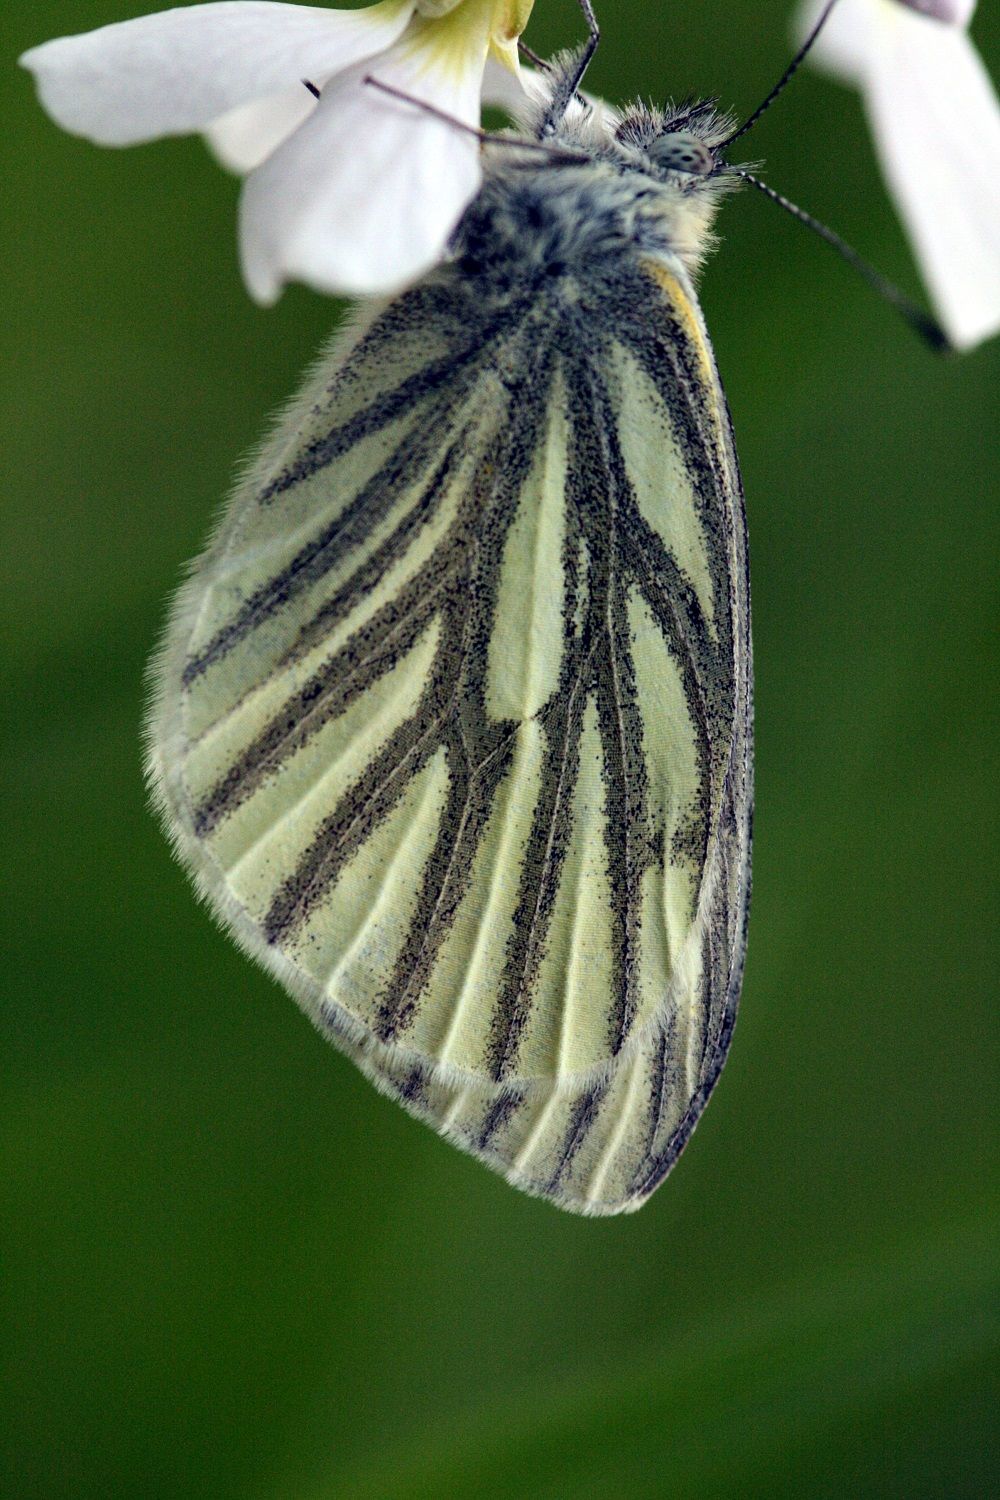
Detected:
[649,132,714,176]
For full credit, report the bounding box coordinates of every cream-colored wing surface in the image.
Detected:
[148,257,751,1215]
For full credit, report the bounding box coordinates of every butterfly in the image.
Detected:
[149,9,859,1215]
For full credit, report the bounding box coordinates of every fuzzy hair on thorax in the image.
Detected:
[451,51,741,290]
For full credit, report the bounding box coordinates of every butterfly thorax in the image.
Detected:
[453,84,739,294]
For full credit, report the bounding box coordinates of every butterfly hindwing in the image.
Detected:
[149,255,751,1214]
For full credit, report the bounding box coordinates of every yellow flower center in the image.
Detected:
[408,0,533,75]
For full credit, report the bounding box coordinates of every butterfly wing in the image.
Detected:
[149,256,751,1215]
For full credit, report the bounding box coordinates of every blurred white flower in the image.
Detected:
[893,1,973,21]
[801,0,1000,349]
[21,0,532,303]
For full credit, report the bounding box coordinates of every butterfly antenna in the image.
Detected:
[517,40,551,71]
[735,170,951,351]
[362,75,589,163]
[721,0,840,149]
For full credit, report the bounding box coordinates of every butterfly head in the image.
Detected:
[645,132,716,178]
[587,98,740,274]
[611,98,734,179]
[461,73,740,287]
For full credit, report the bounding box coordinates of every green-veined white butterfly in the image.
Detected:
[150,3,921,1215]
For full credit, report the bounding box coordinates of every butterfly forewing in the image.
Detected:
[150,256,751,1214]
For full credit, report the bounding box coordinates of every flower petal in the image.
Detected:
[799,0,880,80]
[802,0,977,81]
[481,57,618,141]
[239,38,484,300]
[20,0,415,146]
[481,53,535,115]
[205,83,319,173]
[893,0,975,24]
[862,20,1000,348]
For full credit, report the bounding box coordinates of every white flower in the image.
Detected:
[801,0,1000,350]
[20,0,533,303]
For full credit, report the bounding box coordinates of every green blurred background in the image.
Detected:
[3,2,997,1495]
